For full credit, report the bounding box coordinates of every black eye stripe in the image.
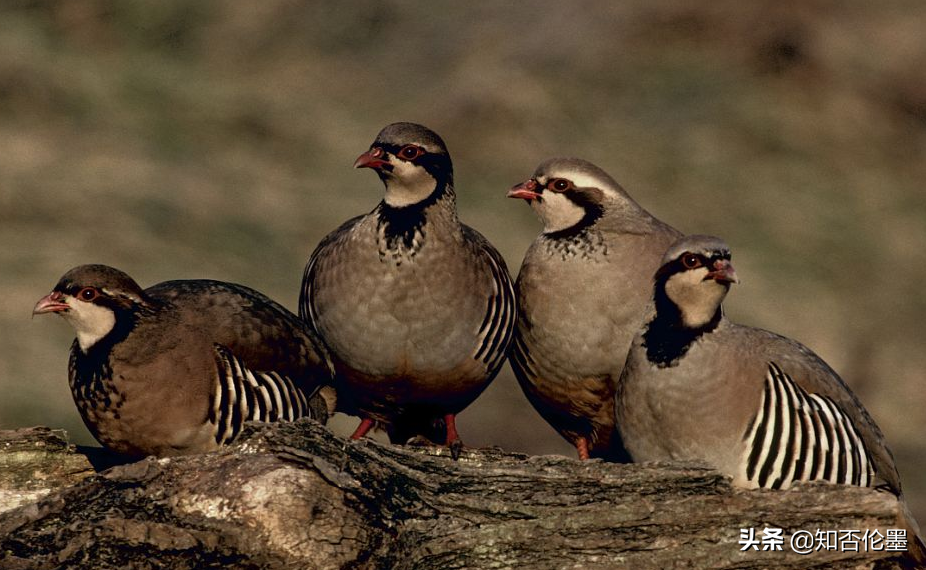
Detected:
[404,145,422,156]
[656,250,732,280]
[380,143,426,158]
[61,285,104,301]
[679,252,731,264]
[370,141,451,189]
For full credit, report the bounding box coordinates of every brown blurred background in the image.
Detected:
[2,0,924,522]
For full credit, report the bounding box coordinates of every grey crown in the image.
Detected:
[34,264,335,458]
[299,122,515,446]
[508,157,681,460]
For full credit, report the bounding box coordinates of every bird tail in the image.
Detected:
[307,385,338,423]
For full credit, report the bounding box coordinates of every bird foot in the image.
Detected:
[448,438,464,461]
[403,435,466,461]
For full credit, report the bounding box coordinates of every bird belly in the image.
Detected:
[514,284,633,450]
[71,350,220,457]
[617,350,754,476]
[312,245,495,418]
[515,249,651,386]
[74,388,219,457]
[521,370,616,452]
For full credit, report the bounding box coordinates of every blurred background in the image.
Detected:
[1,0,924,521]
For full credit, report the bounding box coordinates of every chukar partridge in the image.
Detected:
[616,235,923,561]
[508,157,681,460]
[34,264,334,457]
[299,122,515,449]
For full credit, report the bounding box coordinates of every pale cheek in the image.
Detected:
[383,162,436,207]
[534,193,585,233]
[63,301,117,352]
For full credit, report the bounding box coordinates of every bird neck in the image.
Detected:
[70,311,138,406]
[642,280,722,368]
[538,201,605,260]
[375,181,458,255]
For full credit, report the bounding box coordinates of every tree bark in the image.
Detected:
[0,421,916,569]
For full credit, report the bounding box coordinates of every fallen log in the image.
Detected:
[0,421,915,569]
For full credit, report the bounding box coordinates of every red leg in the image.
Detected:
[443,413,460,446]
[350,418,376,440]
[444,413,464,461]
[576,436,590,461]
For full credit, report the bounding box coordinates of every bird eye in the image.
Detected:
[681,254,702,269]
[399,145,424,160]
[77,287,99,302]
[548,178,573,192]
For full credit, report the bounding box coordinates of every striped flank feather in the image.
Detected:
[742,362,873,490]
[209,344,314,445]
[298,249,323,329]
[472,245,516,372]
[509,328,538,382]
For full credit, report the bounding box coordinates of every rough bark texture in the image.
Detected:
[0,422,916,569]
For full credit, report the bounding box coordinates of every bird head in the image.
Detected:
[653,235,739,329]
[354,122,453,208]
[507,157,628,235]
[33,264,150,352]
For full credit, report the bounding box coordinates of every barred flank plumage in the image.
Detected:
[743,362,873,490]
[210,345,315,446]
[471,232,516,371]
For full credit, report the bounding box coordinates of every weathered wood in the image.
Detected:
[0,421,916,569]
[0,427,95,515]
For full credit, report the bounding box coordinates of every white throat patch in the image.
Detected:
[61,297,117,352]
[664,269,727,328]
[383,159,437,207]
[533,192,586,234]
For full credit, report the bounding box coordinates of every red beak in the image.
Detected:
[507,179,542,201]
[706,259,740,284]
[33,291,69,315]
[353,148,390,170]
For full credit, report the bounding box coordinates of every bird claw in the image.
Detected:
[449,438,464,461]
[403,435,465,461]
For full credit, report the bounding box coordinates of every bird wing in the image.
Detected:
[299,215,365,333]
[742,361,878,490]
[209,344,318,445]
[736,330,902,495]
[463,225,516,373]
[147,279,333,380]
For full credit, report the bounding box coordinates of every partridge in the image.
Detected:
[34,264,334,457]
[616,235,923,559]
[507,157,681,460]
[299,122,515,448]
